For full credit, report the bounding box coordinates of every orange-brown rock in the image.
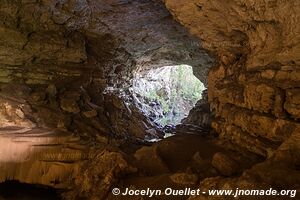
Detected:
[165,0,300,156]
[211,152,238,176]
[0,0,299,199]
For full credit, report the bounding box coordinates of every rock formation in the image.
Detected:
[164,0,300,199]
[165,0,300,156]
[0,0,299,199]
[0,0,212,138]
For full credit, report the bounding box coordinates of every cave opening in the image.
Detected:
[0,0,298,199]
[129,65,206,127]
[0,180,62,200]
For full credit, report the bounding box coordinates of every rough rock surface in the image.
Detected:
[182,90,211,128]
[0,0,212,85]
[188,132,300,200]
[211,152,238,176]
[170,173,199,185]
[165,0,300,156]
[0,0,212,140]
[0,0,212,196]
[63,150,136,200]
[0,0,299,199]
[164,1,300,199]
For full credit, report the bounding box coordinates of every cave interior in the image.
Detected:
[0,0,299,200]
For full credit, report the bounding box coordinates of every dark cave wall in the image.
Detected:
[0,0,212,139]
[2,0,299,156]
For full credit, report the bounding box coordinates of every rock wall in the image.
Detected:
[0,0,212,139]
[0,1,299,198]
[165,0,300,157]
[0,0,212,85]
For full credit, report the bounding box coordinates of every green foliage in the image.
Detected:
[144,89,170,114]
[172,65,202,104]
[136,65,205,126]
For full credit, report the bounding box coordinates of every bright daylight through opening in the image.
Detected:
[130,65,206,127]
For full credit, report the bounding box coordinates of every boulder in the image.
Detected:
[170,172,198,185]
[212,152,238,176]
[134,146,169,175]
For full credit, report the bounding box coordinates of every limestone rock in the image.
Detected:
[284,89,300,119]
[0,0,299,199]
[0,98,35,128]
[134,146,169,175]
[165,0,300,155]
[244,83,275,113]
[212,152,238,176]
[64,150,136,200]
[83,110,98,118]
[60,92,81,114]
[189,132,300,200]
[60,99,80,114]
[192,151,212,172]
[170,173,198,185]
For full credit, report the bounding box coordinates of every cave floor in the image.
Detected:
[110,132,262,200]
[0,126,263,200]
